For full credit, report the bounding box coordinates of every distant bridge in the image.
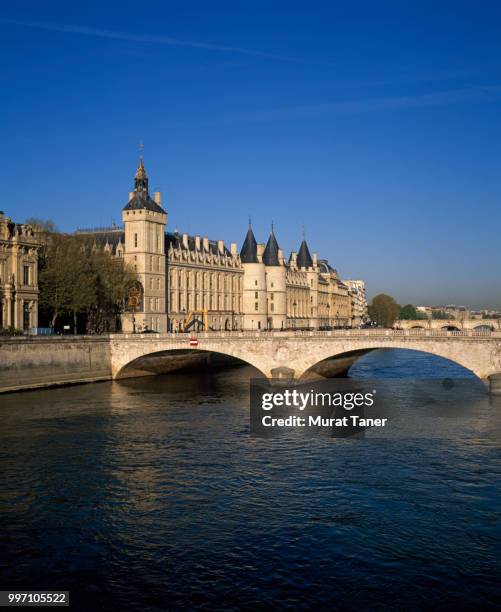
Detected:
[110,329,501,391]
[397,318,501,331]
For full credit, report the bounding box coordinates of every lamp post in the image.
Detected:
[292,301,297,330]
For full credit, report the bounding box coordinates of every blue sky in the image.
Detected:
[2,1,501,308]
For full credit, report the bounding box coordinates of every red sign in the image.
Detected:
[189,338,199,347]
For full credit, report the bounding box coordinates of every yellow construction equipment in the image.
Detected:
[183,309,209,332]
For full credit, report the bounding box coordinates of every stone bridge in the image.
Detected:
[110,329,501,390]
[2,330,501,394]
[397,318,501,331]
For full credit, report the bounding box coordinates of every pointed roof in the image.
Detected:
[123,158,165,214]
[135,158,148,180]
[263,226,280,266]
[297,239,313,268]
[240,225,258,263]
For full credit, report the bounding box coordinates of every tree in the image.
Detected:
[25,217,58,234]
[38,233,137,333]
[38,233,76,328]
[86,250,136,333]
[398,304,428,320]
[369,294,400,328]
[432,310,452,320]
[399,304,418,320]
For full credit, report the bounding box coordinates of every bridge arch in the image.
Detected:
[293,337,501,382]
[300,346,484,383]
[474,324,494,332]
[110,338,270,380]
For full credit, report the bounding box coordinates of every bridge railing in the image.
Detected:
[115,328,501,340]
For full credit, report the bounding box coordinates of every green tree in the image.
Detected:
[86,250,136,333]
[432,310,452,320]
[398,304,428,320]
[38,233,76,328]
[38,233,137,332]
[399,304,418,320]
[369,294,400,328]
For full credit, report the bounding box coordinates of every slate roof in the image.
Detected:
[165,231,232,256]
[262,229,280,266]
[123,192,165,214]
[297,239,313,268]
[240,227,258,263]
[75,228,125,253]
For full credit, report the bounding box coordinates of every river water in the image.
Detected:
[0,349,500,611]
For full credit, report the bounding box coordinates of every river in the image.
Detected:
[0,349,500,610]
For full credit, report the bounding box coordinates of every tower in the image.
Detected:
[262,225,286,330]
[122,157,168,332]
[240,222,267,331]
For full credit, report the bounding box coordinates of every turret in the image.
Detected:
[263,225,287,331]
[240,222,267,331]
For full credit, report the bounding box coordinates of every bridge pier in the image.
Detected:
[488,374,501,395]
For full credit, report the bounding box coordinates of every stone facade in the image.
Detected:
[83,159,366,332]
[342,280,368,326]
[0,212,40,330]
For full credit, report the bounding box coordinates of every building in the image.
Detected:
[80,158,364,332]
[342,280,368,326]
[0,211,40,330]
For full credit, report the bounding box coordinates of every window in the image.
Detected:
[134,233,138,248]
[23,265,30,285]
[270,293,274,300]
[255,291,258,299]
[271,282,274,288]
[255,280,258,286]
[255,302,258,311]
[271,303,274,312]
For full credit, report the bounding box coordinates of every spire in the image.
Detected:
[297,238,313,268]
[134,157,149,195]
[263,225,280,266]
[123,153,165,214]
[240,223,258,263]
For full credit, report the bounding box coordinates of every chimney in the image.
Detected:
[154,191,162,205]
[129,191,134,201]
[290,251,297,266]
[195,235,201,250]
[257,243,265,257]
[182,233,189,249]
[313,253,318,266]
[230,242,237,256]
[203,236,209,251]
[217,239,224,254]
[278,248,284,264]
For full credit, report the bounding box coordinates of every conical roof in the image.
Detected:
[240,226,258,263]
[297,239,313,268]
[263,227,280,266]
